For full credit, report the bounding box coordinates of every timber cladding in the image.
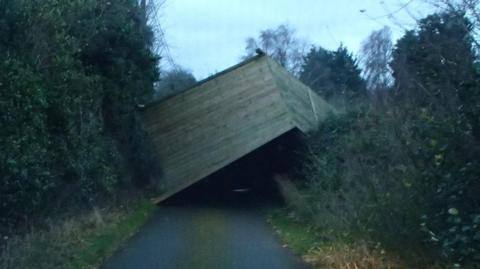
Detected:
[143,55,333,202]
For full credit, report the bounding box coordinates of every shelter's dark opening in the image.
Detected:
[163,129,304,207]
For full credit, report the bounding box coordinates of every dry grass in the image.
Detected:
[303,242,446,269]
[1,210,105,269]
[304,242,404,269]
[0,200,155,269]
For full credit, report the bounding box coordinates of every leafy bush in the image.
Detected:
[0,0,159,231]
[295,11,480,267]
[298,109,425,247]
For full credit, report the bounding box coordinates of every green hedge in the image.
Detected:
[0,0,160,231]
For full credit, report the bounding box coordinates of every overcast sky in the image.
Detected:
[160,0,434,79]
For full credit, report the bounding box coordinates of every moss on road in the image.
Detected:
[175,208,229,269]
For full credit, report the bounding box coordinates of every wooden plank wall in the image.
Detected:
[266,58,333,133]
[143,57,296,200]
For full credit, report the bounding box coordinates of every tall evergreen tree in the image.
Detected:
[391,11,480,264]
[391,12,478,117]
[300,45,366,108]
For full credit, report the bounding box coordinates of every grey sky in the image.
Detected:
[161,0,434,79]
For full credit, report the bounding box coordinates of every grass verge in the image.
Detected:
[267,208,320,256]
[0,199,156,269]
[267,207,444,269]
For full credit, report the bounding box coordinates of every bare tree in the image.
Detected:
[426,0,480,45]
[137,0,168,56]
[360,26,394,94]
[243,24,307,76]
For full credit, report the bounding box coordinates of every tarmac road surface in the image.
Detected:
[102,201,308,269]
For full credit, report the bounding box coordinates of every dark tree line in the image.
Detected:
[300,45,367,109]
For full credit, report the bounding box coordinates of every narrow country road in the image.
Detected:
[101,203,308,269]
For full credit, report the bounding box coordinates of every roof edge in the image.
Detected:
[143,54,267,109]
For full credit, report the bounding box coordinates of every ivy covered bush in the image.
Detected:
[0,0,160,231]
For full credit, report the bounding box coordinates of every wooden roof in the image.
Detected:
[143,55,332,202]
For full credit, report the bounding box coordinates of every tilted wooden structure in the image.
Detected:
[143,54,332,202]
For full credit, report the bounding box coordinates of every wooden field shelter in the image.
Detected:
[142,54,333,202]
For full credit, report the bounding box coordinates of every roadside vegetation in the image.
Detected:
[255,5,480,269]
[268,208,423,269]
[0,0,163,266]
[0,199,156,269]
